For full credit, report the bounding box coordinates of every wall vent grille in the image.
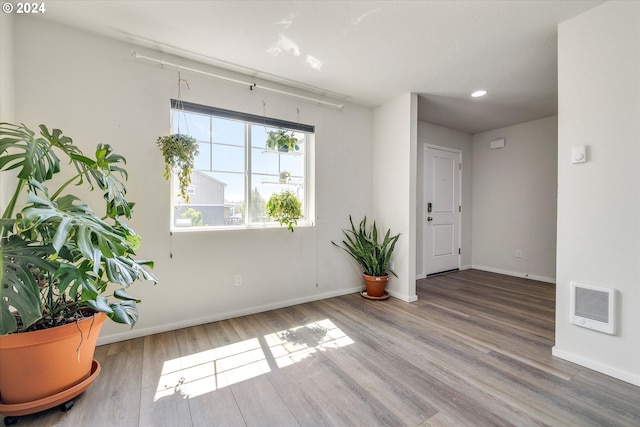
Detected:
[570,282,616,335]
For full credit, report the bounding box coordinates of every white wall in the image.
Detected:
[471,116,558,283]
[416,122,473,276]
[0,11,15,209]
[12,17,375,344]
[554,0,640,386]
[0,12,14,122]
[372,93,418,301]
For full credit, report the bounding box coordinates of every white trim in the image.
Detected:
[471,265,556,284]
[552,346,640,387]
[388,288,418,302]
[425,144,462,155]
[97,286,361,345]
[170,221,316,233]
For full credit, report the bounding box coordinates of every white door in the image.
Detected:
[424,147,461,275]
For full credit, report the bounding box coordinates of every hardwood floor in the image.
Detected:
[6,269,640,426]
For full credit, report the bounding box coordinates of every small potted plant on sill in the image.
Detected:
[331,215,400,300]
[266,129,299,153]
[279,171,291,183]
[266,190,302,232]
[156,133,199,202]
[0,123,157,421]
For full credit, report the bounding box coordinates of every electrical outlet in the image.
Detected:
[516,249,522,258]
[234,275,242,286]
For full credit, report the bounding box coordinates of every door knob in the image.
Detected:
[427,217,433,222]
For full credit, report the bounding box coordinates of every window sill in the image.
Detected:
[170,221,315,233]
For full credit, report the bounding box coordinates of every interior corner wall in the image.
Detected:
[416,122,473,277]
[12,17,375,344]
[554,0,640,386]
[471,116,558,283]
[0,12,14,122]
[0,11,15,209]
[372,93,417,302]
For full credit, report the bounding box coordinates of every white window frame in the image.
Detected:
[169,100,315,232]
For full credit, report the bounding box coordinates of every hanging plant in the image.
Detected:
[266,129,299,152]
[156,133,199,202]
[266,191,302,232]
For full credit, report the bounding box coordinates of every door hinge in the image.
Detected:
[458,248,461,255]
[459,163,462,170]
[459,205,461,213]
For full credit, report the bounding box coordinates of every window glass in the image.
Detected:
[211,144,244,172]
[170,104,313,230]
[194,142,211,170]
[172,111,210,141]
[213,118,244,146]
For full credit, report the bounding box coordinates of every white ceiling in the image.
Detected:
[39,0,603,134]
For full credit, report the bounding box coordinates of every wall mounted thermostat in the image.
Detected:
[572,146,587,164]
[490,138,505,149]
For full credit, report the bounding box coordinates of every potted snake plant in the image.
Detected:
[332,215,400,299]
[0,123,157,421]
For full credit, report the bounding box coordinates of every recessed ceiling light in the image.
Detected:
[471,90,488,98]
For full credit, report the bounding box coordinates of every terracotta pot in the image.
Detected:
[0,313,106,405]
[363,274,389,297]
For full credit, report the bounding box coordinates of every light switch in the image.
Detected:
[572,146,586,164]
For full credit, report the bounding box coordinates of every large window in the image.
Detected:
[169,100,314,230]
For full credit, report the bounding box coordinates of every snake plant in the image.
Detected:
[332,215,400,277]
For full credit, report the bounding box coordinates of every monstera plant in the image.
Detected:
[0,122,157,418]
[0,122,157,334]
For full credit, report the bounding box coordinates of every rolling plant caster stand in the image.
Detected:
[0,361,100,425]
[3,399,74,426]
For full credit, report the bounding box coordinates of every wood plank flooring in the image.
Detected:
[6,269,640,426]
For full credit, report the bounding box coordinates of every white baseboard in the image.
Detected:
[388,289,418,302]
[97,286,362,346]
[552,346,640,387]
[471,265,556,284]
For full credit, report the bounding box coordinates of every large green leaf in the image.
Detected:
[0,123,60,182]
[108,299,138,327]
[69,144,131,220]
[0,236,56,334]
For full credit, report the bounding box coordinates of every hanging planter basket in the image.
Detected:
[156,133,199,202]
[266,190,302,232]
[266,129,299,153]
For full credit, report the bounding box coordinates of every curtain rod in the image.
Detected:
[131,51,344,110]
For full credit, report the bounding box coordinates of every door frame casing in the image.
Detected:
[423,144,463,277]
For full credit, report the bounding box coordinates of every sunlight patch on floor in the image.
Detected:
[154,319,353,401]
[265,318,354,368]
